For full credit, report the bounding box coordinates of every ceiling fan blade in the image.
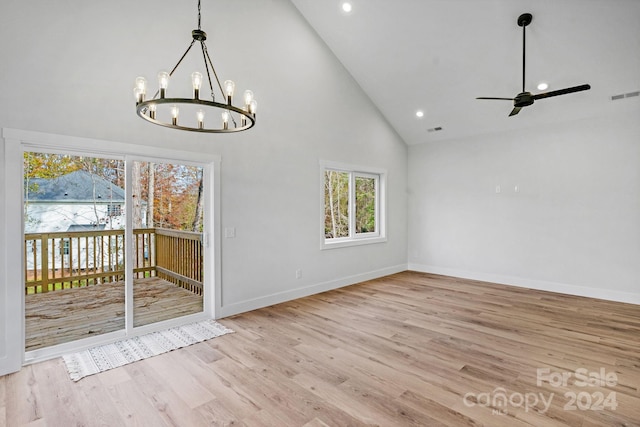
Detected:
[476,97,514,101]
[509,107,522,116]
[533,84,591,100]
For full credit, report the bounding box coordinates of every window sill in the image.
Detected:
[321,235,387,250]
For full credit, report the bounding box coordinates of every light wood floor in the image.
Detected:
[25,277,203,351]
[3,271,640,426]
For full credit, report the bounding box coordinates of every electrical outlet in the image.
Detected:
[495,185,501,194]
[295,269,302,279]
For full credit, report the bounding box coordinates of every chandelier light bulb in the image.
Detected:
[158,71,170,98]
[197,109,205,129]
[224,80,235,104]
[133,87,144,103]
[171,105,179,125]
[149,104,157,120]
[221,110,230,130]
[135,76,147,90]
[134,77,147,102]
[249,99,258,115]
[243,90,254,107]
[191,72,203,89]
[192,72,203,98]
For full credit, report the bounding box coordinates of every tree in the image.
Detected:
[355,176,376,233]
[191,169,204,232]
[23,152,81,227]
[131,162,144,228]
[146,162,155,228]
[324,170,349,238]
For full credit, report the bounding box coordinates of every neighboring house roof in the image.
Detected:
[26,170,125,203]
[67,224,107,231]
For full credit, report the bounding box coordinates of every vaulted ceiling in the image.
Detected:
[291,0,640,145]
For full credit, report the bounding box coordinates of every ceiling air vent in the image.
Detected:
[611,90,640,101]
[427,126,443,133]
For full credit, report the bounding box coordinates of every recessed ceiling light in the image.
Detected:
[416,110,424,118]
[537,82,549,91]
[341,2,352,13]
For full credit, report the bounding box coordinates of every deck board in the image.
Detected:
[25,276,203,351]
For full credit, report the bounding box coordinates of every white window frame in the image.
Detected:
[320,160,387,250]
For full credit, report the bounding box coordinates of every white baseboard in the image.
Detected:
[408,263,640,305]
[218,264,408,318]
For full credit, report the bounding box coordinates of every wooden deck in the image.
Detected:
[25,276,203,351]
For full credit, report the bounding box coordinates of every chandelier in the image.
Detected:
[133,0,257,133]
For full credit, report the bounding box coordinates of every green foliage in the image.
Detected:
[325,170,377,239]
[324,170,349,238]
[355,176,376,233]
[137,162,204,231]
[24,152,82,179]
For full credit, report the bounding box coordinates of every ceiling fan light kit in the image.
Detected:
[477,13,591,117]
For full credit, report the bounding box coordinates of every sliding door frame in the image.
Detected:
[1,128,221,372]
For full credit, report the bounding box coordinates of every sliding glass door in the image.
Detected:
[23,152,206,351]
[24,151,127,350]
[131,160,205,327]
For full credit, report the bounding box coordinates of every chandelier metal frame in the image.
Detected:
[134,0,256,133]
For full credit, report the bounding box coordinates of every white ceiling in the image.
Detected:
[291,0,640,145]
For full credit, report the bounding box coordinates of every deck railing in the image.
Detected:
[156,229,203,295]
[24,228,203,295]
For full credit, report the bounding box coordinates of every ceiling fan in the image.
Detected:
[477,13,591,117]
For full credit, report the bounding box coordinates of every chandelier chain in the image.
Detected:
[169,40,196,79]
[200,43,216,101]
[202,42,237,127]
[197,0,202,30]
[202,44,226,100]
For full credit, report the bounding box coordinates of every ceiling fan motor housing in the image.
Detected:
[514,92,534,107]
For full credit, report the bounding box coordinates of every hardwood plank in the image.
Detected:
[4,366,44,426]
[301,418,331,427]
[105,379,173,426]
[122,359,213,427]
[143,351,216,410]
[3,271,640,426]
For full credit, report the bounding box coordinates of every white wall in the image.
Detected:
[0,0,408,374]
[408,107,640,303]
[0,136,6,369]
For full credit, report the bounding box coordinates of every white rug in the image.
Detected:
[62,319,233,381]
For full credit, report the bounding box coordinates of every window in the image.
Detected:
[107,204,122,217]
[321,161,386,249]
